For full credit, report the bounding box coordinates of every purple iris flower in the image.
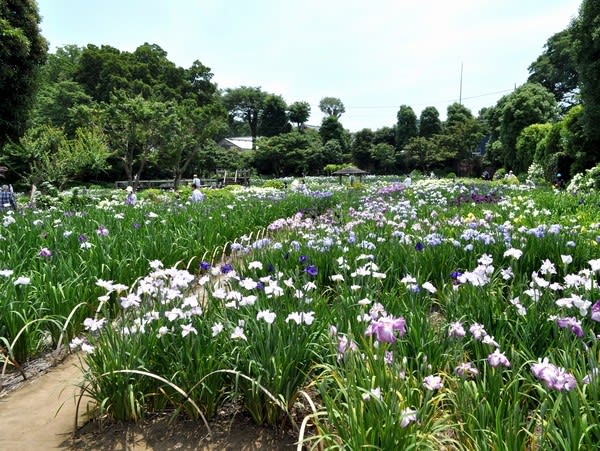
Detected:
[299,255,308,263]
[221,263,233,274]
[531,358,577,391]
[78,234,88,242]
[556,317,584,337]
[38,247,52,258]
[365,315,407,344]
[305,265,318,277]
[199,261,211,271]
[591,300,600,322]
[415,242,425,251]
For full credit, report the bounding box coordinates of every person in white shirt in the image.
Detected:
[192,174,201,188]
[190,183,204,203]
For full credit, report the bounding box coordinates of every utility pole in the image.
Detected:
[459,62,463,105]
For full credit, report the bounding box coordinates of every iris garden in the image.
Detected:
[2,177,600,449]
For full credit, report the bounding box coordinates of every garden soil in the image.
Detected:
[0,354,297,450]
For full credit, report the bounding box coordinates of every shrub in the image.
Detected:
[263,179,285,190]
[493,168,506,180]
[566,163,600,194]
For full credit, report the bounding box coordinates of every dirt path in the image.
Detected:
[0,354,86,450]
[0,355,297,450]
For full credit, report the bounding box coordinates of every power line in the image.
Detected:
[309,88,514,110]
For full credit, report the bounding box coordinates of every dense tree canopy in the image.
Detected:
[0,0,47,149]
[395,105,418,151]
[5,1,600,185]
[258,94,291,137]
[319,97,345,118]
[419,106,442,138]
[223,86,268,148]
[573,0,600,152]
[288,101,311,131]
[497,83,558,170]
[528,28,579,108]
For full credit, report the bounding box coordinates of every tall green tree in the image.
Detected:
[419,106,442,138]
[370,143,396,174]
[515,123,552,175]
[223,86,268,148]
[395,105,417,151]
[445,103,474,129]
[258,94,290,137]
[573,0,600,156]
[319,116,347,148]
[321,139,344,165]
[97,92,168,184]
[528,28,579,108]
[39,44,82,84]
[1,124,110,189]
[351,128,374,170]
[288,101,311,131]
[498,83,558,171]
[0,0,48,150]
[319,97,345,118]
[373,126,396,147]
[31,80,93,137]
[184,59,218,106]
[403,136,451,172]
[157,100,227,187]
[75,44,130,102]
[253,131,321,176]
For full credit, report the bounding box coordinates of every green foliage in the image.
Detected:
[139,188,163,202]
[573,0,600,147]
[223,86,268,145]
[319,116,348,150]
[566,162,600,193]
[1,124,110,189]
[498,83,558,171]
[528,28,579,108]
[395,105,418,150]
[31,80,93,137]
[262,179,285,189]
[351,128,375,169]
[0,0,48,150]
[370,143,396,174]
[525,161,548,186]
[318,96,345,118]
[253,130,322,176]
[419,106,442,138]
[322,139,344,165]
[288,101,311,131]
[516,123,552,174]
[258,94,290,137]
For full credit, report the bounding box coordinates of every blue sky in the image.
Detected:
[37,0,581,131]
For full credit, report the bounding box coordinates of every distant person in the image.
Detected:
[0,185,17,211]
[554,173,564,189]
[125,186,137,205]
[403,175,412,187]
[192,174,201,188]
[482,170,490,181]
[190,183,205,203]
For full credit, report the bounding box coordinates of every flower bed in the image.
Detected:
[5,178,600,449]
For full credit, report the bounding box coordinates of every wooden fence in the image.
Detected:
[115,170,252,190]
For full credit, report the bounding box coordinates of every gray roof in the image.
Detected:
[218,137,254,150]
[332,167,368,175]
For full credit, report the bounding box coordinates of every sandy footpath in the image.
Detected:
[0,354,86,450]
[0,354,297,450]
